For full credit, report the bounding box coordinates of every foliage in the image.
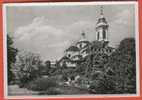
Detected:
[105,38,136,93]
[89,72,115,94]
[38,87,62,95]
[10,37,136,94]
[7,34,18,84]
[75,62,86,75]
[14,51,42,87]
[26,77,58,91]
[39,60,51,75]
[81,38,136,94]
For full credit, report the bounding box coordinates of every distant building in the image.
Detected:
[58,32,90,68]
[58,6,115,68]
[76,32,90,58]
[50,61,56,68]
[65,45,80,61]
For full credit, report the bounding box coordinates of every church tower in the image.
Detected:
[96,6,109,42]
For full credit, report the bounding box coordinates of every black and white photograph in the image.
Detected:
[3,1,139,98]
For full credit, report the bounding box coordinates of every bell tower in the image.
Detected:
[96,6,109,42]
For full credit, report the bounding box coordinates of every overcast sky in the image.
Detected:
[5,3,137,61]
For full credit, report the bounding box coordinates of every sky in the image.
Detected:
[5,3,137,61]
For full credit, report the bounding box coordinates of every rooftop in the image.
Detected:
[66,46,79,52]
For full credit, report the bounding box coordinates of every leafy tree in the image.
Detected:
[7,34,18,84]
[88,38,136,94]
[42,60,51,75]
[105,38,136,93]
[14,51,42,87]
[89,71,115,94]
[75,62,86,75]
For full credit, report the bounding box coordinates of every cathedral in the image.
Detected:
[58,7,115,68]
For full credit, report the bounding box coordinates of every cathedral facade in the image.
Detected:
[58,7,115,68]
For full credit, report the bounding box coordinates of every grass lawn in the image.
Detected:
[8,84,91,96]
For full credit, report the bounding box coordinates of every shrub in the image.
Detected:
[89,72,115,94]
[26,77,58,91]
[38,87,62,95]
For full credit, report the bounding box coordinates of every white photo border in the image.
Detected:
[3,1,140,99]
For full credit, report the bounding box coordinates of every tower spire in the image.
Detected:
[96,5,109,42]
[100,6,104,18]
[100,6,103,15]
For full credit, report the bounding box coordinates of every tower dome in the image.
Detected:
[76,31,90,50]
[96,6,109,42]
[79,31,87,42]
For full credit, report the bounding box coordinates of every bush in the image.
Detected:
[38,87,62,95]
[89,72,115,94]
[18,75,31,88]
[26,77,58,91]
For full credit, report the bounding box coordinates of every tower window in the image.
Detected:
[103,30,106,39]
[97,32,100,40]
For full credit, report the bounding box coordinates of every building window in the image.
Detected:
[79,44,82,48]
[97,32,99,40]
[91,47,93,50]
[103,30,106,39]
[106,49,109,53]
[102,49,104,53]
[68,54,71,58]
[98,48,101,51]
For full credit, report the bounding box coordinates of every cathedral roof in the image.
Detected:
[78,38,88,42]
[66,46,79,52]
[107,46,115,50]
[58,56,70,63]
[59,55,82,63]
[76,40,90,44]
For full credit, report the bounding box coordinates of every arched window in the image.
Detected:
[97,32,100,40]
[103,30,106,39]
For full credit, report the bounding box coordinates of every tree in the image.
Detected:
[43,60,51,75]
[7,34,18,84]
[89,71,115,94]
[105,38,136,93]
[14,51,42,87]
